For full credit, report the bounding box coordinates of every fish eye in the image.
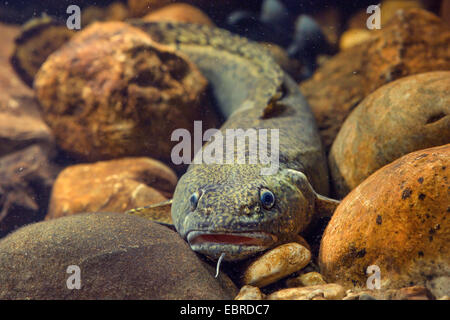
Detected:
[260,188,275,209]
[189,191,202,210]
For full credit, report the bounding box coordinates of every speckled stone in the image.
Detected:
[320,145,450,293]
[34,21,219,166]
[243,243,311,288]
[286,272,327,287]
[267,283,345,300]
[300,9,450,152]
[234,285,264,300]
[339,29,373,50]
[329,72,450,197]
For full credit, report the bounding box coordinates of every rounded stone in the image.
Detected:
[267,283,345,300]
[46,157,177,220]
[329,72,450,197]
[286,272,327,287]
[143,3,214,26]
[234,285,264,300]
[320,145,450,293]
[300,9,450,152]
[243,243,311,288]
[34,21,219,165]
[339,29,373,50]
[0,212,237,299]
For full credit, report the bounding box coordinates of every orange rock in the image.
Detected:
[300,9,450,152]
[34,21,219,166]
[267,283,345,300]
[329,72,450,197]
[380,0,424,25]
[106,2,130,21]
[339,29,373,50]
[320,145,450,293]
[143,3,214,26]
[243,243,311,288]
[10,17,74,87]
[46,157,177,220]
[127,0,173,17]
[234,285,264,300]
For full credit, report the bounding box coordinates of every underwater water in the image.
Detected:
[0,0,448,304]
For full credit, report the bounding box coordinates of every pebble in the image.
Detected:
[46,157,177,221]
[339,29,373,50]
[321,145,450,291]
[243,243,311,288]
[267,283,345,300]
[234,285,264,300]
[286,272,326,288]
[34,21,219,166]
[394,286,434,300]
[359,293,377,300]
[329,71,450,197]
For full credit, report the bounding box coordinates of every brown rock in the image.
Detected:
[46,157,177,220]
[34,21,219,166]
[106,2,130,21]
[0,96,54,158]
[329,72,450,197]
[339,29,373,50]
[0,212,237,299]
[243,243,311,288]
[380,0,424,25]
[287,272,327,288]
[234,285,264,300]
[127,0,240,18]
[300,9,450,152]
[320,145,450,293]
[81,3,129,26]
[0,24,54,158]
[127,0,173,17]
[312,6,342,47]
[0,23,30,99]
[0,145,60,238]
[10,16,74,87]
[143,3,214,26]
[442,0,450,28]
[393,286,434,300]
[81,6,108,26]
[427,276,450,299]
[267,283,345,300]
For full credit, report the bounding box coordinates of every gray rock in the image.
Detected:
[0,212,237,299]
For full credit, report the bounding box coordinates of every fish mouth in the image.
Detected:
[187,230,277,246]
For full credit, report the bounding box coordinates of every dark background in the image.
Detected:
[0,0,380,24]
